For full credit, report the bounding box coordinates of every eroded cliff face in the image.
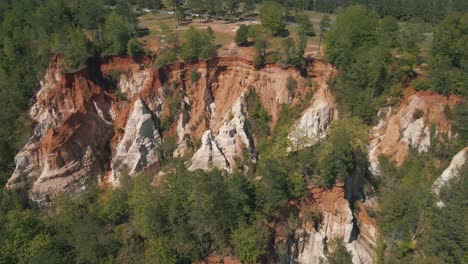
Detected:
[293,184,379,264]
[369,89,460,175]
[6,56,336,202]
[6,55,384,263]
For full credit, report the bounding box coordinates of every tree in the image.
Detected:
[235,24,250,45]
[326,5,378,67]
[231,226,266,264]
[253,36,267,68]
[297,13,315,36]
[175,7,184,25]
[127,38,143,56]
[63,28,90,69]
[259,2,286,36]
[316,117,368,187]
[430,13,468,95]
[318,15,331,53]
[103,11,131,55]
[180,26,216,60]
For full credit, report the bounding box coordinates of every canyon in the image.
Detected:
[5,55,466,264]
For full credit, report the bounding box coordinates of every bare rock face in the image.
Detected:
[295,185,379,264]
[432,147,467,206]
[369,90,459,175]
[110,98,161,185]
[289,86,337,151]
[188,130,230,171]
[6,56,336,203]
[189,94,255,171]
[6,57,114,204]
[118,69,151,98]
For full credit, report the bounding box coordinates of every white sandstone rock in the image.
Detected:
[433,147,467,206]
[289,88,336,151]
[118,69,151,98]
[188,130,230,171]
[111,99,161,185]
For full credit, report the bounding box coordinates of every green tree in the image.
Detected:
[326,5,378,67]
[318,15,331,53]
[296,13,315,36]
[63,27,90,69]
[316,117,368,187]
[259,2,286,36]
[103,11,132,55]
[231,226,266,264]
[180,26,216,60]
[430,13,468,95]
[235,24,250,46]
[127,38,143,56]
[175,6,185,25]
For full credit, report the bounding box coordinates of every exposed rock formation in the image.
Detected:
[110,99,161,185]
[6,57,115,204]
[432,147,467,206]
[369,90,459,175]
[289,85,337,151]
[188,94,255,171]
[7,56,335,202]
[295,185,379,264]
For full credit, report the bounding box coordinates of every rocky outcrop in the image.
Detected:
[294,185,379,264]
[110,99,161,185]
[289,85,337,151]
[6,56,335,202]
[432,147,467,206]
[188,94,255,171]
[6,57,114,204]
[369,90,459,175]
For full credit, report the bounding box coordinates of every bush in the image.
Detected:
[286,77,298,93]
[411,78,431,91]
[235,24,250,46]
[412,108,424,120]
[127,38,143,56]
[190,69,200,83]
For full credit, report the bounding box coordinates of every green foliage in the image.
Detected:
[235,24,250,45]
[451,102,468,144]
[412,108,424,120]
[411,78,431,91]
[422,165,467,264]
[231,226,266,264]
[430,13,468,96]
[286,76,298,92]
[315,117,368,187]
[245,90,270,138]
[190,69,201,83]
[260,2,286,36]
[296,13,315,36]
[180,26,216,60]
[127,38,143,56]
[327,239,353,264]
[63,27,90,69]
[103,11,132,55]
[282,36,307,68]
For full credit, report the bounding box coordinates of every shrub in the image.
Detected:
[286,77,298,93]
[190,69,200,83]
[127,38,143,56]
[411,78,431,91]
[412,108,424,120]
[235,25,250,46]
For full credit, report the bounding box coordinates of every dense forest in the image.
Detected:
[0,0,467,263]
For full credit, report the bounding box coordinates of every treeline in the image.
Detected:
[154,0,467,22]
[325,5,467,124]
